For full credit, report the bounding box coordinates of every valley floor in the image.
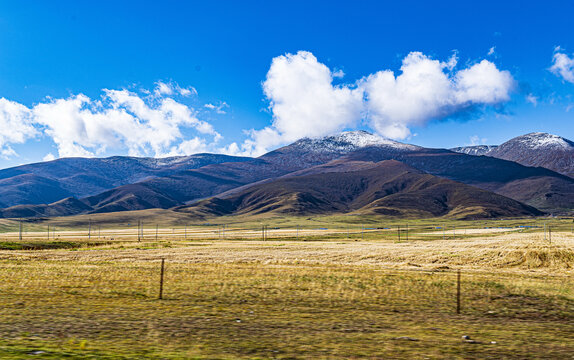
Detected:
[0,224,573,359]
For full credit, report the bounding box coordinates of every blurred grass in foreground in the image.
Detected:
[0,259,572,359]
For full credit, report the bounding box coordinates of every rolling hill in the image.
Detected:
[0,154,252,208]
[0,131,572,218]
[176,160,543,219]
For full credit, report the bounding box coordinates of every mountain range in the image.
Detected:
[451,132,574,178]
[0,131,572,219]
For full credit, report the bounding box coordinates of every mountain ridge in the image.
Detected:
[0,130,572,218]
[451,132,574,178]
[176,160,543,219]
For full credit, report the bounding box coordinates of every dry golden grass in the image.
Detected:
[0,222,573,358]
[2,230,572,273]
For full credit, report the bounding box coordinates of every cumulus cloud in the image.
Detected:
[550,47,574,83]
[34,90,221,157]
[0,84,222,159]
[238,50,514,154]
[362,53,514,139]
[240,51,364,155]
[0,52,516,160]
[0,98,38,158]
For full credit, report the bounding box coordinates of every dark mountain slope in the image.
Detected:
[0,132,421,217]
[0,197,92,219]
[0,174,72,208]
[0,154,253,207]
[341,147,574,212]
[177,160,542,219]
[1,131,572,218]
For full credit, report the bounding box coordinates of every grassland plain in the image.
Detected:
[0,216,573,359]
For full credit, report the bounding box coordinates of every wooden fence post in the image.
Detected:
[159,258,165,300]
[456,269,461,314]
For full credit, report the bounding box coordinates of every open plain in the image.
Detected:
[0,216,573,359]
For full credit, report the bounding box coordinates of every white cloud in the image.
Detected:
[467,135,487,146]
[167,137,209,156]
[0,85,222,159]
[526,93,538,107]
[0,98,38,157]
[204,101,229,114]
[0,52,516,160]
[550,47,574,83]
[241,51,364,155]
[154,81,197,97]
[361,52,514,139]
[235,50,514,156]
[488,47,496,56]
[43,153,56,161]
[39,90,220,157]
[332,69,345,78]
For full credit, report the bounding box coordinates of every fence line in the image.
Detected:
[1,221,571,243]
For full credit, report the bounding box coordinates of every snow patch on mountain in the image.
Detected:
[291,130,421,153]
[451,145,498,156]
[511,132,574,150]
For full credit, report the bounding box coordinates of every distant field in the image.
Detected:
[0,215,572,359]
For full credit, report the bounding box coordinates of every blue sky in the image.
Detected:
[0,0,573,167]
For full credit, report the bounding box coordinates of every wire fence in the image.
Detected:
[2,258,572,320]
[2,220,572,244]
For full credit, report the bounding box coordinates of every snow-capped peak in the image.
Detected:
[292,130,420,153]
[510,132,574,150]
